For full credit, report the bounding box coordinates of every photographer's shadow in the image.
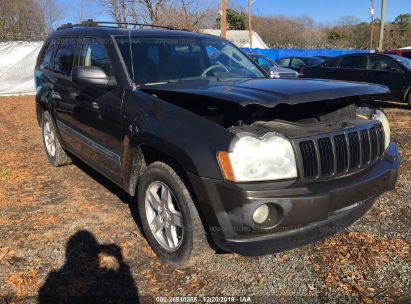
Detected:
[38,230,139,304]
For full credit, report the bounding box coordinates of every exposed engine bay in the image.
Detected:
[147,89,379,138]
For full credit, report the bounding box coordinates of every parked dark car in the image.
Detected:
[315,55,333,60]
[276,56,324,72]
[247,53,298,78]
[303,53,411,108]
[384,49,411,60]
[35,21,400,267]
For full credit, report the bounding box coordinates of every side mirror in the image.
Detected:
[260,64,271,74]
[72,66,117,87]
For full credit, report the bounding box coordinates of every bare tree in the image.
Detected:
[95,0,217,30]
[95,0,128,24]
[158,0,218,30]
[76,0,87,23]
[138,0,168,24]
[36,0,65,32]
[0,0,65,40]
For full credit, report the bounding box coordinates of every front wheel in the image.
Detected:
[137,161,211,267]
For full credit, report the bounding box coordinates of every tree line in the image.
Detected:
[93,0,216,30]
[228,11,410,49]
[216,8,410,49]
[0,0,409,50]
[0,0,64,40]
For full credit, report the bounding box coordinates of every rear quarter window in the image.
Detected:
[38,39,58,70]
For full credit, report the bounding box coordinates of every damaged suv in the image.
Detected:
[35,22,400,267]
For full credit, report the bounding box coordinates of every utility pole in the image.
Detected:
[248,0,253,48]
[377,0,386,51]
[370,0,375,50]
[221,0,227,38]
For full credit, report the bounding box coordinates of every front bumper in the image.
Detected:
[188,143,400,256]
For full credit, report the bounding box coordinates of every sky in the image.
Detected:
[62,0,411,25]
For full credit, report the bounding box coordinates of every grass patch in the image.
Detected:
[0,168,11,177]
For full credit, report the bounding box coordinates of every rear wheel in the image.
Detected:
[137,161,211,267]
[41,111,72,166]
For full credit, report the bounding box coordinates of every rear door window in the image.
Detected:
[80,38,111,76]
[368,56,401,71]
[324,57,340,68]
[290,58,305,68]
[39,39,57,70]
[339,56,367,69]
[53,38,79,76]
[277,58,291,67]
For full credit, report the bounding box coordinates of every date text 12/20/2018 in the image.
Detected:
[155,296,252,303]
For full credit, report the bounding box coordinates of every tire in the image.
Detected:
[407,92,411,109]
[137,161,211,268]
[41,111,72,166]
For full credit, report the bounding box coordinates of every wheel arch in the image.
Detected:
[123,139,217,233]
[123,137,199,197]
[36,101,46,126]
[404,85,411,102]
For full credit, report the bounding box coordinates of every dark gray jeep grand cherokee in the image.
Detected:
[35,21,400,267]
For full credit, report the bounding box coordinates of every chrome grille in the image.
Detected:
[297,123,385,180]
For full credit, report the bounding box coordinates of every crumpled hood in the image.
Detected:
[141,78,389,108]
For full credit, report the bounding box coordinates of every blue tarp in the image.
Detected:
[240,48,369,61]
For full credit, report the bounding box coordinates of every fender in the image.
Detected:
[120,88,236,195]
[35,70,58,123]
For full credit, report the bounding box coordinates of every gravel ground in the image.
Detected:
[0,96,410,304]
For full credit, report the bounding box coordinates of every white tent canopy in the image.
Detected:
[0,41,43,96]
[201,29,269,49]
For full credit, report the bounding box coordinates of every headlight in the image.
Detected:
[372,109,390,150]
[217,133,298,182]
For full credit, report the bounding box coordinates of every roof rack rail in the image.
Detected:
[57,19,188,31]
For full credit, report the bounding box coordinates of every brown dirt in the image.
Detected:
[0,96,410,303]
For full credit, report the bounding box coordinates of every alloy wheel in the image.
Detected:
[43,121,56,157]
[145,181,184,251]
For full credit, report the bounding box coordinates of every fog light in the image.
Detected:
[253,204,270,224]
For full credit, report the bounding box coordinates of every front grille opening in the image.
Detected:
[299,141,318,179]
[376,124,385,156]
[360,129,370,165]
[348,132,360,169]
[369,127,379,161]
[318,138,334,175]
[334,135,348,173]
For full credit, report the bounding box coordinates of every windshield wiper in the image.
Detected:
[142,79,187,86]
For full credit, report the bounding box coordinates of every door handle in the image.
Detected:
[92,101,100,110]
